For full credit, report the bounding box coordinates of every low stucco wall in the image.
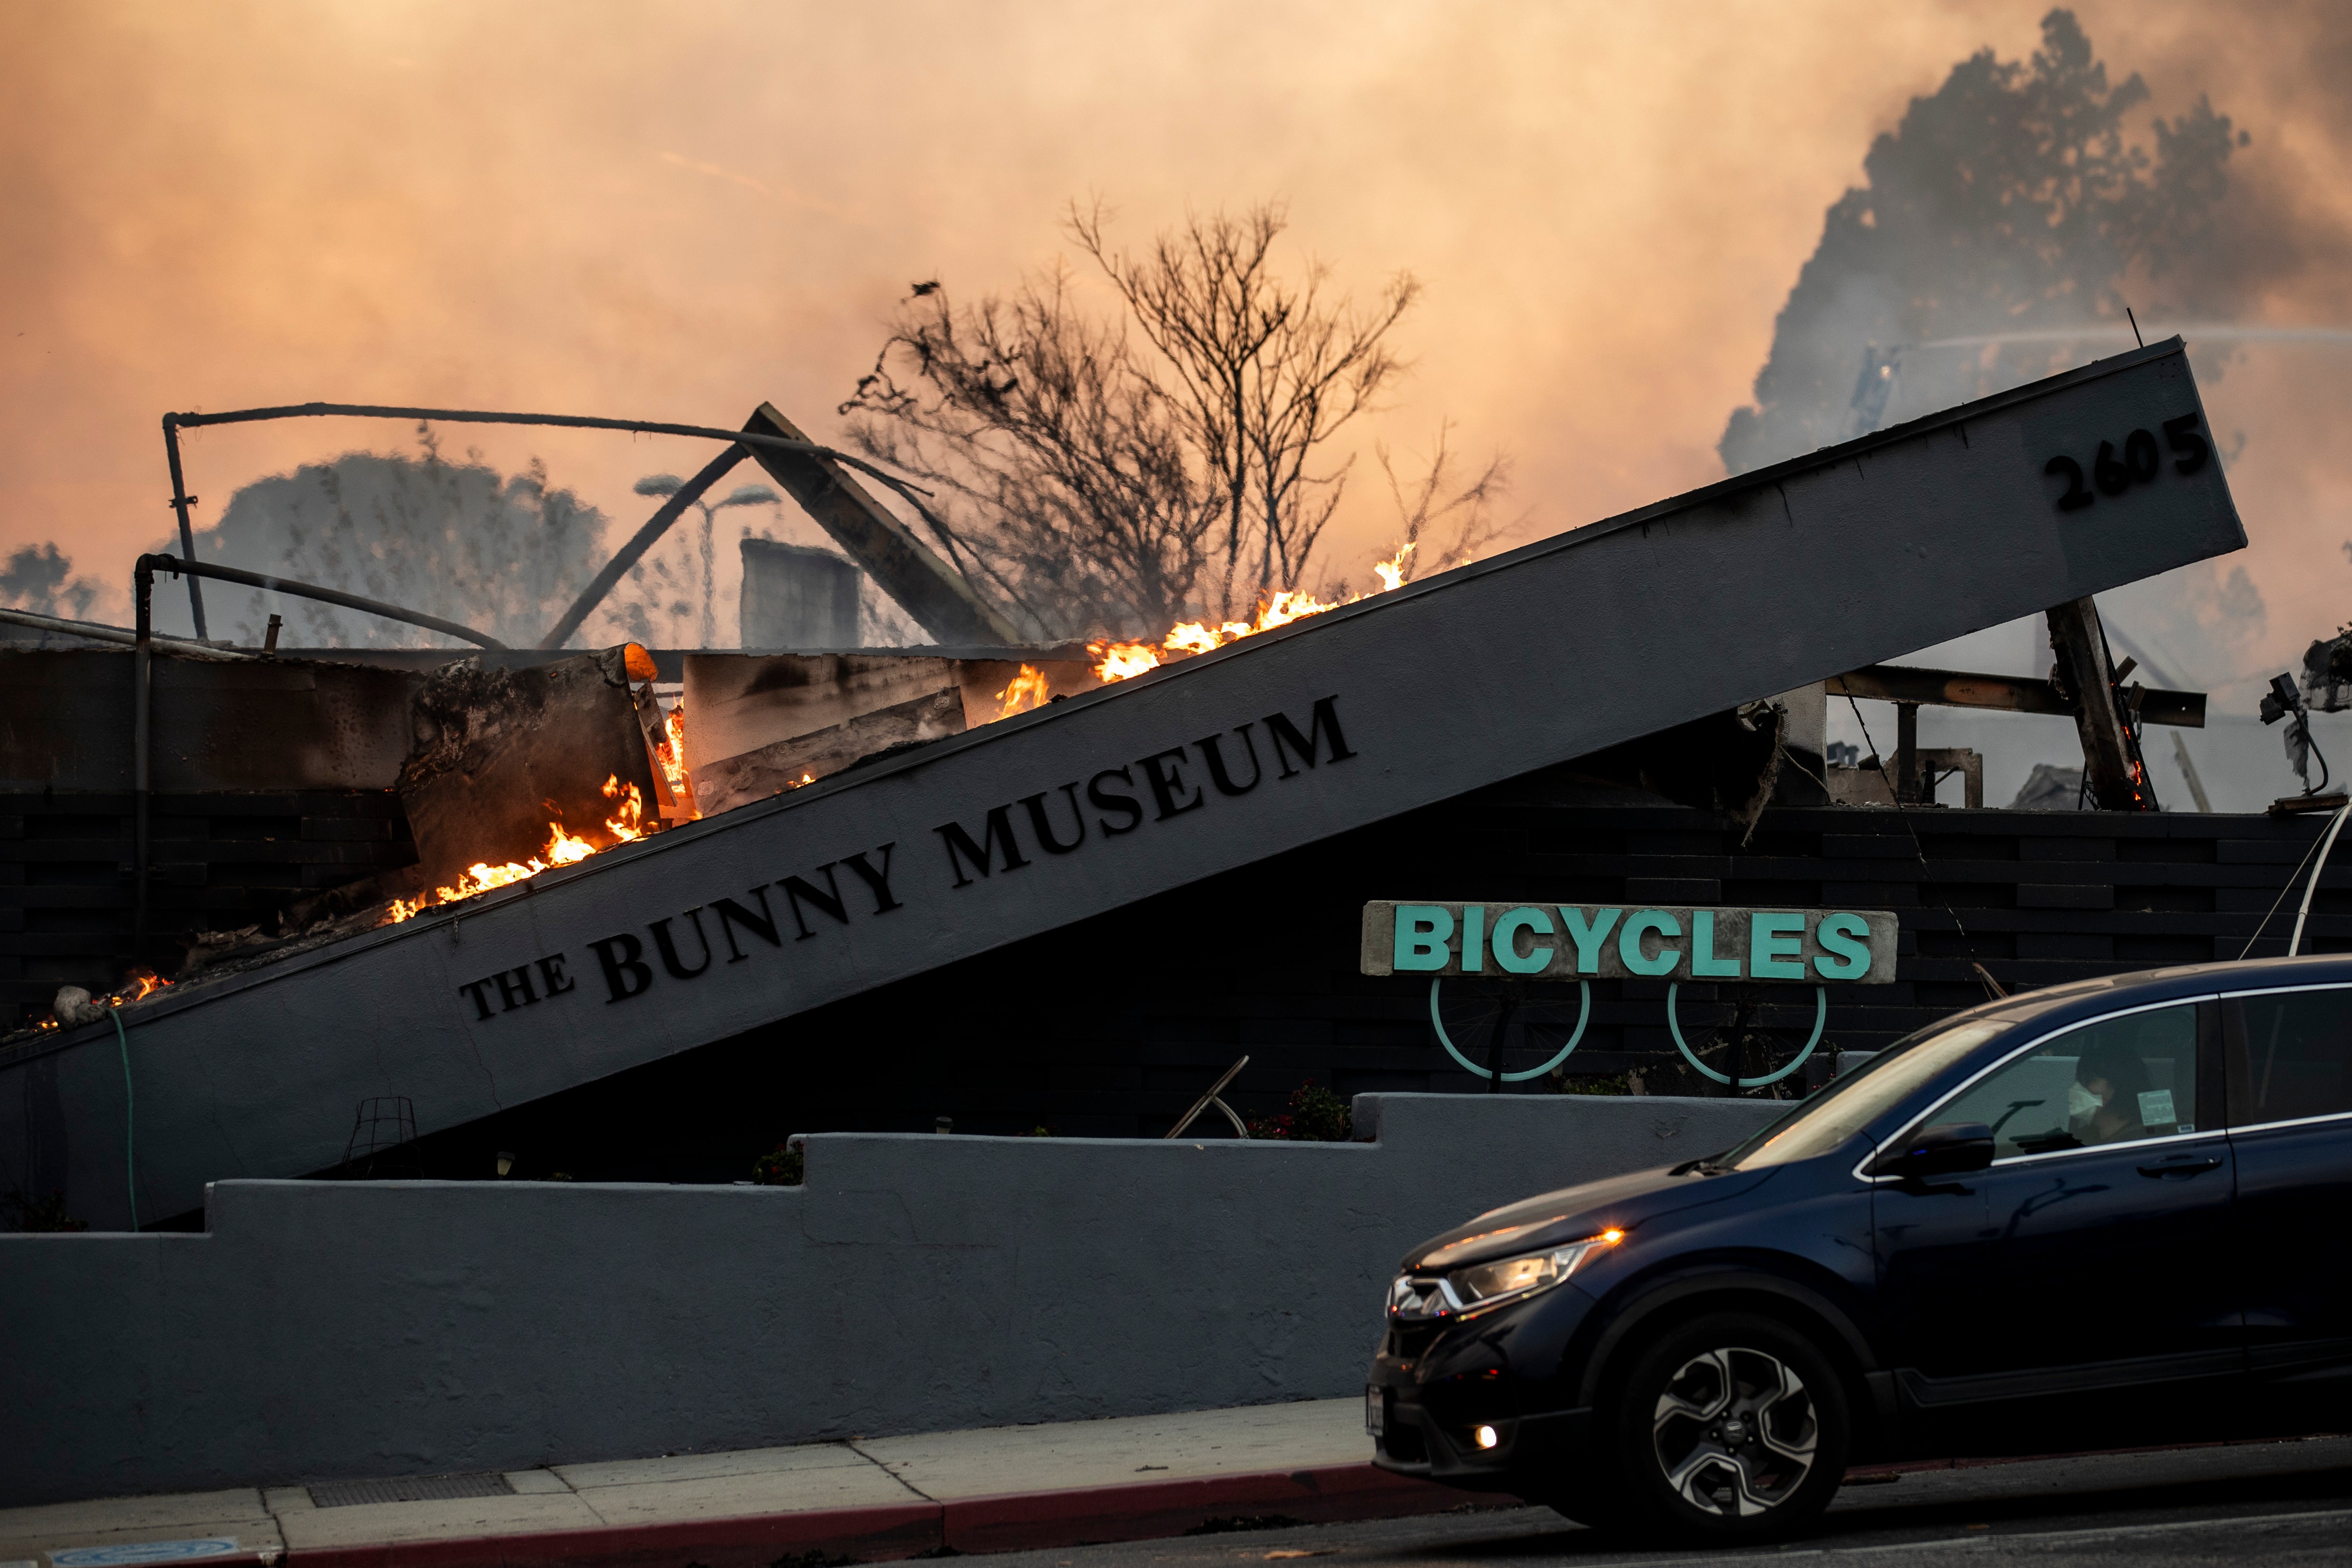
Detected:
[0,1092,1781,1507]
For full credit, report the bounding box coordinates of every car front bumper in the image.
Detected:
[1364,1282,1599,1493]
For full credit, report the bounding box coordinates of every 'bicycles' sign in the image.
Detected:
[1360,902,1900,984]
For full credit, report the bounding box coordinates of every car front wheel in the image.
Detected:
[1598,1310,1850,1542]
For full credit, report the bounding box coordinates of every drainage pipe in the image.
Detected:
[131,559,155,965]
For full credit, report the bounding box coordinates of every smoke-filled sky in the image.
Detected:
[3,2,2348,698]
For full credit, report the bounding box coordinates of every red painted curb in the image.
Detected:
[942,1462,1479,1554]
[286,1501,943,1568]
[278,1465,1478,1568]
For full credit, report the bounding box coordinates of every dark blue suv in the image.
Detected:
[1367,955,2352,1543]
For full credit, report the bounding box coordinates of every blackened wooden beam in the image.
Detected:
[1828,664,2206,727]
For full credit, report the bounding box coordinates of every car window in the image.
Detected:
[2227,987,2352,1126]
[1931,1003,2199,1159]
[1727,1019,2013,1169]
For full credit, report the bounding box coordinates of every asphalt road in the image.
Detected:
[994,1438,2352,1568]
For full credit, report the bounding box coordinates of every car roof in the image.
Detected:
[1949,953,2352,1037]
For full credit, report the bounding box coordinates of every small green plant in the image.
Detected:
[753,1144,804,1186]
[1556,1072,1634,1096]
[1247,1081,1353,1141]
[1018,1125,1053,1138]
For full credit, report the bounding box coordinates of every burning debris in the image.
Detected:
[393,645,666,901]
[1085,546,1416,683]
[37,970,171,1032]
[387,774,647,923]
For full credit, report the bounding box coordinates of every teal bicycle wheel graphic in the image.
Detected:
[1666,983,1826,1088]
[1429,976,1591,1082]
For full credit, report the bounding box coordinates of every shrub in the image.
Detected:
[1247,1081,1353,1141]
[753,1144,804,1186]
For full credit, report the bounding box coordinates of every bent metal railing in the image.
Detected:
[155,401,961,648]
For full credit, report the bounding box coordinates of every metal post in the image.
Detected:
[1895,703,1920,803]
[538,444,748,650]
[132,559,154,964]
[162,417,208,640]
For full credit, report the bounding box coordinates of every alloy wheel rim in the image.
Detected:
[1650,1345,1817,1517]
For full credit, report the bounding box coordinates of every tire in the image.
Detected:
[1593,1310,1851,1543]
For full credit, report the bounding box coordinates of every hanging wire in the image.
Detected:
[112,1009,139,1232]
[1842,695,2000,998]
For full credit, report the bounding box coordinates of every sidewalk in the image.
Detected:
[0,1400,1473,1568]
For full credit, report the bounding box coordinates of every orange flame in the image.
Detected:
[32,968,173,1030]
[116,967,170,1003]
[1087,639,1164,682]
[602,774,647,843]
[654,700,696,816]
[995,662,1052,717]
[386,775,653,925]
[1087,546,1419,684]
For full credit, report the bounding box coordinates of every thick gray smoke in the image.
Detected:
[1736,9,2352,807]
[1720,9,2245,475]
[0,542,102,621]
[1721,10,2329,690]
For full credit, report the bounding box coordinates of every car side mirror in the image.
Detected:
[1871,1121,1995,1179]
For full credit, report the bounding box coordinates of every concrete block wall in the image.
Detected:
[0,1092,1781,1507]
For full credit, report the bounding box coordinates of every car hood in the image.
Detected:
[1401,1163,1774,1272]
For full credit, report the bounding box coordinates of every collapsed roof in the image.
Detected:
[0,342,2245,1227]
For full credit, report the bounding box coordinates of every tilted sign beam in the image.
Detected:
[0,342,2246,1228]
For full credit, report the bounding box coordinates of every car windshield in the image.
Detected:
[1722,1018,2015,1169]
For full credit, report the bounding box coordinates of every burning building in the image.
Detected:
[4,342,2325,1233]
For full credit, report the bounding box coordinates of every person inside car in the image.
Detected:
[2068,1038,2151,1147]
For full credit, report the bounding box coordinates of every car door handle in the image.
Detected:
[2138,1156,2223,1177]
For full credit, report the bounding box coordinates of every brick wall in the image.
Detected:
[0,791,416,1029]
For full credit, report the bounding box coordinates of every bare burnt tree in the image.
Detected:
[1069,201,1419,616]
[1368,422,1518,589]
[840,201,1434,638]
[839,265,1219,640]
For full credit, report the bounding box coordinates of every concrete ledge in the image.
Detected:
[0,1093,1781,1507]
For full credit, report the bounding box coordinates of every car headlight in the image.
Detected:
[1388,1229,1621,1321]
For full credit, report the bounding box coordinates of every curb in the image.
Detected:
[284,1463,1482,1568]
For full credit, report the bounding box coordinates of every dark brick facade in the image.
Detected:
[0,790,415,1028]
[358,771,2352,1186]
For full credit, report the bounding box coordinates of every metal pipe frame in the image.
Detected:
[158,402,953,649]
[536,445,747,650]
[136,555,507,649]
